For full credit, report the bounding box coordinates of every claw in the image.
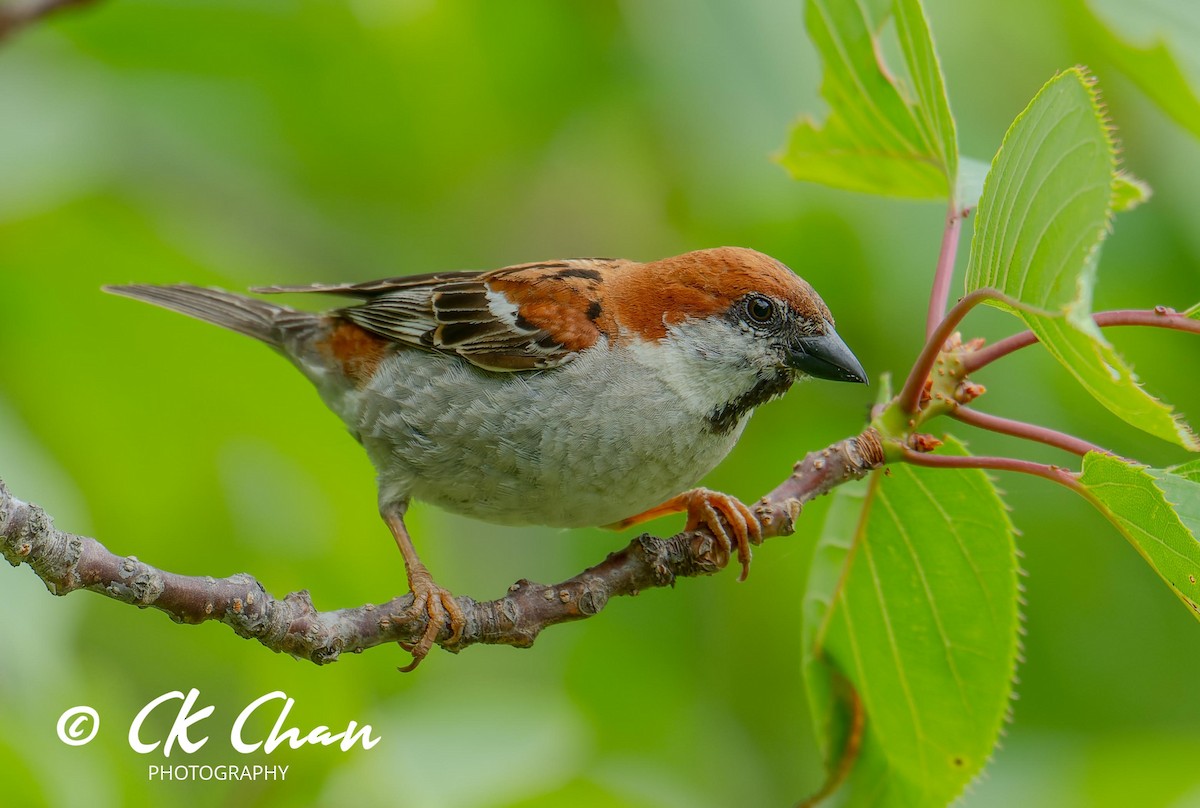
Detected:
[682,489,761,581]
[612,488,763,580]
[397,567,466,673]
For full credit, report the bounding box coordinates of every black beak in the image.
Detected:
[787,325,868,384]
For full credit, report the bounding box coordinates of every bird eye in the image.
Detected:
[745,295,776,325]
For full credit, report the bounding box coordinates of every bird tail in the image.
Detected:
[103,283,318,349]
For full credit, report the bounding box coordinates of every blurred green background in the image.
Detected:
[2,1,1199,806]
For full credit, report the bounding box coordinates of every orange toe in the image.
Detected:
[397,568,466,673]
[612,488,763,580]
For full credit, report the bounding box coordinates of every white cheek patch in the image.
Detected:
[626,315,773,417]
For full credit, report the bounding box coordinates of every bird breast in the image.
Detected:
[351,341,752,527]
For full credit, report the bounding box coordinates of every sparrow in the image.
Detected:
[106,246,866,669]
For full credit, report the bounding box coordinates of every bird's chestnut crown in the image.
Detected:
[654,248,867,387]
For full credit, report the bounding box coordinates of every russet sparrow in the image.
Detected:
[107,246,866,668]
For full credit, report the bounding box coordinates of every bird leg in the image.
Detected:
[380,504,466,671]
[609,488,763,581]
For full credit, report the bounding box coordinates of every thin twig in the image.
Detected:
[926,204,963,340]
[950,406,1106,457]
[898,447,1083,491]
[0,0,98,42]
[964,307,1200,373]
[898,288,1002,415]
[0,431,886,665]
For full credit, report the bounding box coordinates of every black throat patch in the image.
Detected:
[705,371,794,435]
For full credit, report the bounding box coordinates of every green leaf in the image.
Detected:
[778,0,959,200]
[802,437,1019,805]
[1185,302,1200,319]
[1112,171,1153,213]
[1026,309,1198,449]
[965,68,1113,308]
[1171,458,1200,484]
[893,0,957,186]
[1081,0,1200,141]
[966,68,1198,451]
[1079,452,1200,618]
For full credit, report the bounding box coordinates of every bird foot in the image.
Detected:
[612,488,763,581]
[679,488,762,581]
[397,566,466,672]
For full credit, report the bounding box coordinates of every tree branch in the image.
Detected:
[0,0,98,42]
[0,430,885,666]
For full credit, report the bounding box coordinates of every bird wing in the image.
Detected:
[254,259,621,372]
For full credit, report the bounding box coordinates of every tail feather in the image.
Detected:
[104,284,311,348]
